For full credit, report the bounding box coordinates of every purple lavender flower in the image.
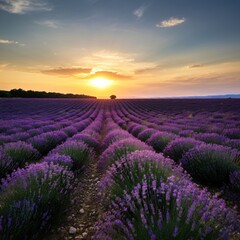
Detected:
[55,140,94,170]
[180,144,239,186]
[98,138,152,171]
[81,128,100,139]
[72,133,100,152]
[26,128,42,137]
[223,128,240,139]
[147,131,177,153]
[138,129,156,142]
[0,162,73,239]
[42,153,73,169]
[12,132,30,141]
[163,137,202,163]
[178,130,194,137]
[129,125,147,137]
[194,133,228,145]
[225,139,240,150]
[0,135,13,145]
[99,150,183,202]
[102,129,131,150]
[72,119,92,131]
[93,177,238,240]
[0,141,40,179]
[28,130,67,155]
[63,126,78,137]
[160,125,180,134]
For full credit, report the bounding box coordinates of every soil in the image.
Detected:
[46,157,104,240]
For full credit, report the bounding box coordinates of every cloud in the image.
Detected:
[156,17,185,28]
[85,71,131,80]
[0,0,52,14]
[42,67,92,76]
[41,67,131,80]
[188,64,204,68]
[35,20,60,29]
[0,39,19,44]
[133,6,146,19]
[0,39,24,46]
[135,65,162,74]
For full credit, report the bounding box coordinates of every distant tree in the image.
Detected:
[110,95,116,99]
[10,88,25,97]
[0,90,10,97]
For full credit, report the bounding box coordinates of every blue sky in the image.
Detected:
[0,0,239,98]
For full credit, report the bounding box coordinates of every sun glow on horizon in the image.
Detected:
[90,77,113,89]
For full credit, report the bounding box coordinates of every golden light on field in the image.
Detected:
[90,77,113,89]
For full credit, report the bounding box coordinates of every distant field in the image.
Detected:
[0,98,239,239]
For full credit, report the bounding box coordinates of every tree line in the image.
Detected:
[0,89,96,99]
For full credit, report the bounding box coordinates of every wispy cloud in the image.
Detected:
[36,20,60,29]
[156,17,185,28]
[0,0,52,14]
[42,67,91,76]
[135,65,162,74]
[188,64,204,69]
[85,71,131,80]
[0,39,24,46]
[41,67,131,80]
[0,39,18,44]
[133,6,146,19]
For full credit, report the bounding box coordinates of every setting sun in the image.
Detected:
[90,78,113,89]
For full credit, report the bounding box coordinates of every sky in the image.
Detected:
[0,0,240,98]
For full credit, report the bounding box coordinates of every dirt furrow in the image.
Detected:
[47,156,103,240]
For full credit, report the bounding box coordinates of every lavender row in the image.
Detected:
[111,102,240,193]
[0,102,100,181]
[0,100,99,145]
[0,106,104,239]
[93,113,239,239]
[0,99,94,132]
[112,100,240,149]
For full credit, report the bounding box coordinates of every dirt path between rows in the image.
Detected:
[47,156,104,240]
[47,113,108,240]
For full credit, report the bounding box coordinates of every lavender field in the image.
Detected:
[0,98,240,240]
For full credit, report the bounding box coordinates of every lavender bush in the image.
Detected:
[72,133,100,152]
[99,150,183,202]
[98,138,152,171]
[223,128,240,139]
[28,130,68,155]
[178,130,194,137]
[63,126,78,137]
[0,142,40,179]
[94,176,238,240]
[56,140,94,170]
[194,133,228,145]
[225,139,240,150]
[138,129,156,142]
[102,129,131,150]
[130,125,147,137]
[180,144,239,186]
[0,135,13,145]
[0,162,73,239]
[147,132,177,153]
[163,137,201,163]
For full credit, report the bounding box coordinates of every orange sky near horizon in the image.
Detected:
[1,55,240,98]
